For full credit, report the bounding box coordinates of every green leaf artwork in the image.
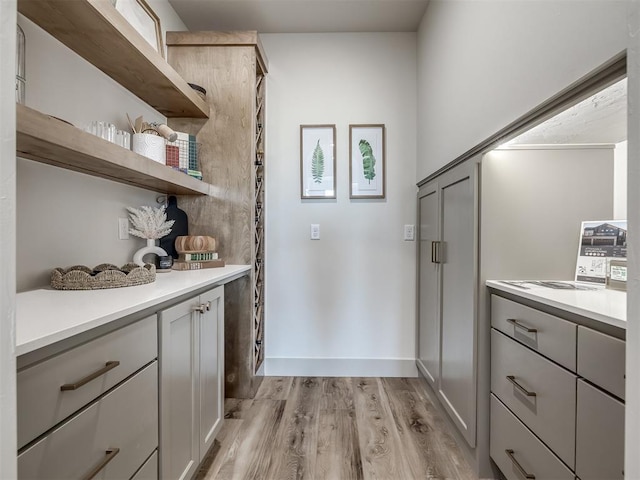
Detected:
[359,139,376,183]
[311,139,325,183]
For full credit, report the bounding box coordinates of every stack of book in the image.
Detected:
[172,235,225,271]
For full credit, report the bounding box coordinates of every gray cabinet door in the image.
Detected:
[160,297,199,480]
[416,181,440,388]
[198,286,224,459]
[576,379,625,480]
[438,160,477,448]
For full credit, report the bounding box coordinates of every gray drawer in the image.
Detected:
[490,394,573,480]
[132,450,158,480]
[491,295,577,370]
[577,326,625,399]
[18,362,158,480]
[17,315,157,449]
[576,379,624,480]
[491,329,577,468]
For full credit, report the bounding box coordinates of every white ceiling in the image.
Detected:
[168,0,430,33]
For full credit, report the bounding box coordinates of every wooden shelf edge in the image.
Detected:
[16,104,213,196]
[18,0,209,118]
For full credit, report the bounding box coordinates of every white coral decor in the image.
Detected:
[127,205,175,240]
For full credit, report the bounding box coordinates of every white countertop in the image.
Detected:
[486,280,626,330]
[16,265,251,356]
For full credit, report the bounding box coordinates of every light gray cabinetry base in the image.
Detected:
[577,325,625,400]
[17,315,157,450]
[491,295,577,370]
[18,362,158,479]
[491,329,576,468]
[575,380,624,480]
[489,292,625,480]
[490,395,573,480]
[416,158,478,449]
[159,285,225,480]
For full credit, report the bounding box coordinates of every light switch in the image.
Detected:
[404,224,415,241]
[311,224,320,240]
[118,218,130,240]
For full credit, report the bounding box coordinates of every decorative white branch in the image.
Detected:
[127,205,175,240]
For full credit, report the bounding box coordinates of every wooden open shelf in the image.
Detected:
[18,0,209,118]
[17,104,213,196]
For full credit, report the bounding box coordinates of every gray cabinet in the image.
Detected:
[576,380,624,480]
[17,316,158,480]
[159,285,224,480]
[491,329,577,467]
[417,181,439,387]
[490,292,625,480]
[490,394,574,480]
[416,158,478,447]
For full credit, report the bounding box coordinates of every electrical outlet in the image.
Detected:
[311,224,320,240]
[118,218,130,240]
[404,224,415,241]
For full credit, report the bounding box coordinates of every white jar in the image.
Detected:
[132,133,165,164]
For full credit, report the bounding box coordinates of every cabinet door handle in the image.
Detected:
[193,304,207,314]
[432,241,442,264]
[82,448,120,480]
[205,301,211,311]
[506,318,538,333]
[506,375,537,397]
[505,449,535,479]
[60,361,120,391]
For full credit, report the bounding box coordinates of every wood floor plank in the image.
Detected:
[321,377,355,410]
[196,418,243,480]
[255,376,294,400]
[214,399,286,480]
[381,378,475,480]
[352,378,412,480]
[265,377,322,480]
[224,398,254,419]
[316,409,364,480]
[204,377,477,480]
[409,376,471,455]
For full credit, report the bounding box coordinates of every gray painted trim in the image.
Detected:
[417,51,627,187]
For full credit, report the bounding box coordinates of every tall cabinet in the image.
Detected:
[417,145,617,477]
[166,32,268,398]
[416,158,478,448]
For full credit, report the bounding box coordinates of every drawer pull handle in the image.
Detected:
[505,449,535,479]
[506,318,537,333]
[82,447,120,480]
[506,375,537,397]
[60,361,120,391]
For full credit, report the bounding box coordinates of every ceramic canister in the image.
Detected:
[132,133,165,164]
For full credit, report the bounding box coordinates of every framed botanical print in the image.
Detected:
[300,124,336,199]
[349,124,386,199]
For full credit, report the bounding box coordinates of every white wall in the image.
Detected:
[626,4,640,478]
[614,140,627,219]
[417,0,628,180]
[262,33,418,377]
[0,1,17,477]
[16,2,187,291]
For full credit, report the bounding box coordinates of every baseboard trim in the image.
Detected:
[264,357,418,377]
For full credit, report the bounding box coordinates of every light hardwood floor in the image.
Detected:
[196,377,477,480]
